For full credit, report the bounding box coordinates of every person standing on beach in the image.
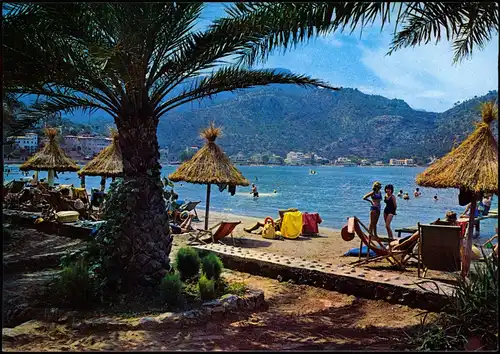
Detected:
[383,184,397,239]
[251,184,259,198]
[362,181,383,238]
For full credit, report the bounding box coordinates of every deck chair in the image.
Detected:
[189,221,241,246]
[179,200,201,221]
[417,223,462,278]
[5,180,26,194]
[346,217,413,269]
[43,190,77,212]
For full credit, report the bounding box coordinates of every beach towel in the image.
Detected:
[302,212,322,234]
[281,210,303,239]
[344,245,382,257]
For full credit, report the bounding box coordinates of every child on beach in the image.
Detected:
[383,184,397,240]
[362,181,383,238]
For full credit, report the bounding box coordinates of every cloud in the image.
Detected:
[358,30,499,112]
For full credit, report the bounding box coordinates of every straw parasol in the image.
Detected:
[20,128,79,186]
[169,123,250,229]
[416,101,498,277]
[78,129,122,190]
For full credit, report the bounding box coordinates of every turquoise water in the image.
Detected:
[4,164,498,241]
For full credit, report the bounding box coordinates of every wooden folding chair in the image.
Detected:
[179,200,201,221]
[417,223,462,278]
[189,221,242,246]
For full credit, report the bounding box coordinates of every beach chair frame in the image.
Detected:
[188,221,241,246]
[348,217,409,269]
[179,200,201,221]
[417,222,462,278]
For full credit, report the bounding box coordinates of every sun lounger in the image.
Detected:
[188,221,241,246]
[345,217,415,269]
[5,180,26,194]
[417,223,462,278]
[179,200,201,221]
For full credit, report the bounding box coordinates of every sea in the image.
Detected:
[3,164,498,242]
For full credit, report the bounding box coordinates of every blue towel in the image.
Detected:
[344,245,382,257]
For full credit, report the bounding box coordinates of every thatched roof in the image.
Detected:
[416,101,498,194]
[78,130,122,177]
[169,123,250,186]
[19,128,79,172]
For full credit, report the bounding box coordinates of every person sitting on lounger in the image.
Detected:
[390,210,458,247]
[170,213,194,234]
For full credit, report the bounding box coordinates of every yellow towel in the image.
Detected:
[281,210,303,239]
[72,187,88,201]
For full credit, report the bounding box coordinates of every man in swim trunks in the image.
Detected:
[251,184,259,198]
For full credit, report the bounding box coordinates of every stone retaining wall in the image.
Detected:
[193,244,454,313]
[2,289,265,341]
[3,209,95,240]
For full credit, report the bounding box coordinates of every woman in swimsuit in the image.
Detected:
[383,184,397,240]
[362,181,383,238]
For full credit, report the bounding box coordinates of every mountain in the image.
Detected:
[158,86,497,160]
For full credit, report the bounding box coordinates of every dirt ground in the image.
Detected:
[2,269,427,351]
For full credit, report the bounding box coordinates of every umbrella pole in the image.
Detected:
[80,175,86,188]
[34,170,39,182]
[100,176,106,192]
[205,184,211,230]
[463,195,477,278]
[47,169,55,187]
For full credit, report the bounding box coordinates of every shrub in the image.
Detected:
[225,281,247,296]
[160,272,184,306]
[198,275,216,301]
[201,252,223,280]
[175,247,201,280]
[53,258,98,308]
[412,251,498,350]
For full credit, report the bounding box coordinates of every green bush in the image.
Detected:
[225,281,247,296]
[160,272,184,306]
[198,275,216,301]
[175,247,201,280]
[201,252,223,280]
[412,250,498,350]
[53,258,99,308]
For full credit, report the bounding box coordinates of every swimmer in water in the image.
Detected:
[433,195,438,201]
[251,184,259,198]
[273,189,277,193]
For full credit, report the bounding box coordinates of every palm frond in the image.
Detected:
[155,67,338,117]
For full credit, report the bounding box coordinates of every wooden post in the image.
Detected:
[47,169,55,187]
[463,194,477,278]
[80,175,86,188]
[34,170,39,182]
[205,184,211,230]
[100,176,106,192]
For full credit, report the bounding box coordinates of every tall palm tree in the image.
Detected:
[3,3,336,287]
[224,2,499,67]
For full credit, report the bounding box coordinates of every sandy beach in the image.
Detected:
[173,210,375,268]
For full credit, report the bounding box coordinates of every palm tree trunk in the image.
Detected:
[106,111,172,287]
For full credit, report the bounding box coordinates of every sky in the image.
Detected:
[200,3,499,113]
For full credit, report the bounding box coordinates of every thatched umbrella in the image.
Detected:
[78,130,122,190]
[416,101,498,277]
[169,123,250,229]
[20,128,79,187]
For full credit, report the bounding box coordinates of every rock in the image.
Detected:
[220,294,238,311]
[211,306,225,313]
[2,320,45,343]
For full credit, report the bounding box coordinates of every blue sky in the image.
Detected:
[200,3,498,113]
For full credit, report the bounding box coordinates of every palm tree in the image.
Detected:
[3,3,336,287]
[224,2,499,67]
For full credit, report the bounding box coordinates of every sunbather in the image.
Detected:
[244,218,281,234]
[390,210,459,248]
[170,214,194,234]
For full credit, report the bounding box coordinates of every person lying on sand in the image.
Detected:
[244,219,281,234]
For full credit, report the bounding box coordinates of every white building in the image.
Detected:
[7,133,39,153]
[268,154,284,165]
[374,161,384,166]
[230,152,248,164]
[250,153,264,164]
[360,159,371,166]
[64,135,112,156]
[285,151,307,165]
[389,158,415,166]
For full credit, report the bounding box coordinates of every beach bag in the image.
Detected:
[262,217,276,239]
